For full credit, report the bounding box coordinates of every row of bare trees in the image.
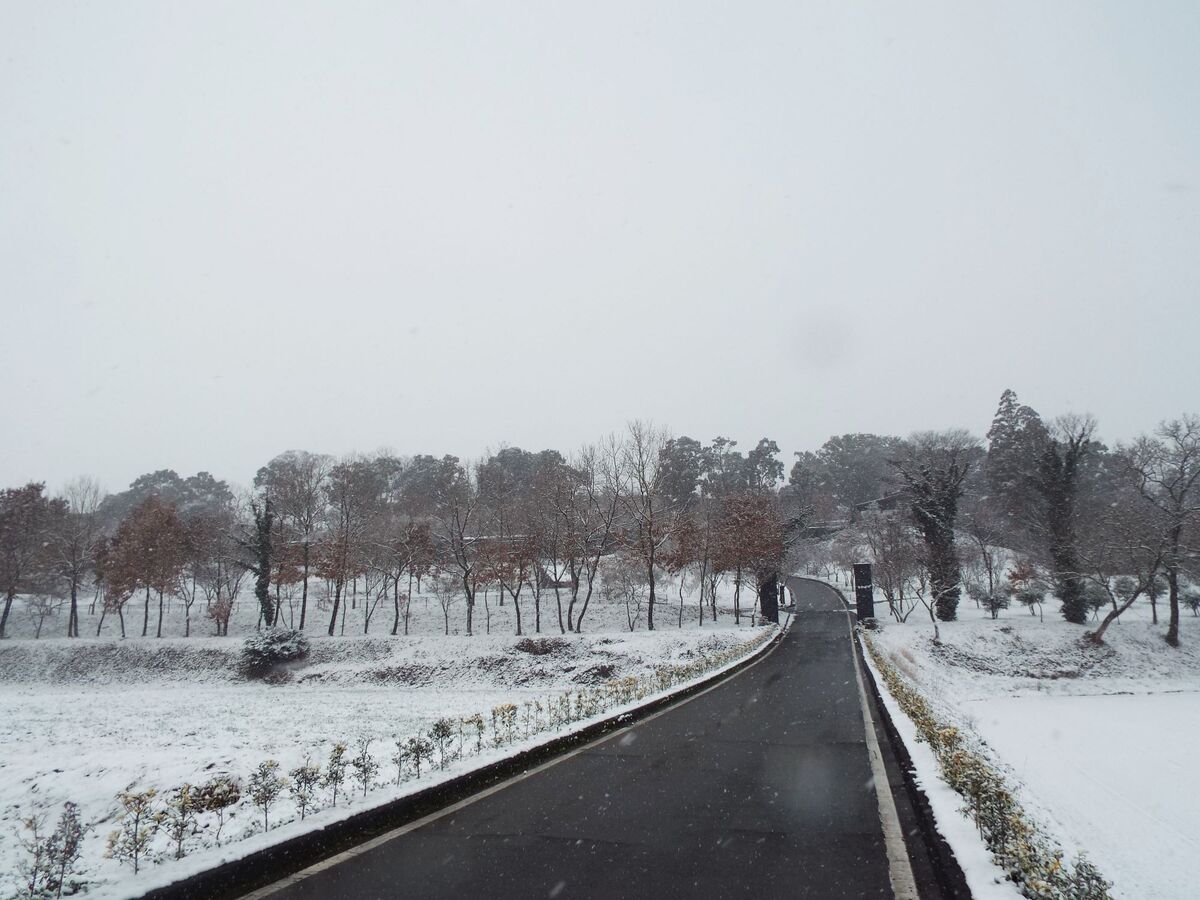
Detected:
[787,391,1200,646]
[0,423,789,640]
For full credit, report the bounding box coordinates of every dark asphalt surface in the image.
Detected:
[266,580,903,899]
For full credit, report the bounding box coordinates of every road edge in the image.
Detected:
[139,622,788,900]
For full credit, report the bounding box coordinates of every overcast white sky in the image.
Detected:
[2,1,1198,491]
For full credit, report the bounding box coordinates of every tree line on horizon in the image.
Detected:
[3,395,1197,647]
[0,423,788,641]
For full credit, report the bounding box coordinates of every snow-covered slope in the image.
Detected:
[872,605,1200,900]
[0,588,770,899]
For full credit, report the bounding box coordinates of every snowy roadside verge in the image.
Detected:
[125,623,783,900]
[860,637,1021,900]
[860,633,1111,900]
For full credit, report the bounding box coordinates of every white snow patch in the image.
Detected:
[866,597,1200,900]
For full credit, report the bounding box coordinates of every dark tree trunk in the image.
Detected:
[68,580,79,638]
[299,543,310,630]
[392,574,401,636]
[1166,563,1181,647]
[646,551,656,631]
[463,574,474,636]
[327,579,342,637]
[566,579,578,632]
[156,589,164,637]
[142,586,150,637]
[405,572,413,635]
[554,569,566,635]
[734,566,742,624]
[0,588,15,638]
[511,585,522,636]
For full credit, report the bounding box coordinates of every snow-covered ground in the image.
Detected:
[869,597,1200,900]
[0,578,772,899]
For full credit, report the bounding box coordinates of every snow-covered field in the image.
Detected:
[0,579,771,899]
[869,598,1200,900]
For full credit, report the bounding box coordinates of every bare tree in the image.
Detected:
[431,572,459,635]
[565,438,623,633]
[959,493,1008,599]
[25,592,63,638]
[50,477,104,638]
[184,495,247,637]
[433,458,480,635]
[320,458,384,636]
[375,517,432,636]
[1121,415,1200,646]
[618,421,680,631]
[859,510,923,621]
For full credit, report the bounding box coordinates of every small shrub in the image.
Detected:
[18,805,86,899]
[464,714,485,753]
[1148,575,1167,601]
[323,743,348,807]
[1182,588,1200,616]
[240,628,310,677]
[404,736,432,777]
[48,801,84,899]
[1082,583,1110,620]
[288,760,321,820]
[429,720,454,770]
[162,784,199,860]
[514,637,566,656]
[1112,576,1137,602]
[247,760,286,831]
[350,738,379,796]
[17,812,52,899]
[965,582,987,606]
[1015,588,1043,617]
[491,704,518,746]
[391,737,407,785]
[105,789,160,875]
[194,775,241,846]
[982,591,1010,619]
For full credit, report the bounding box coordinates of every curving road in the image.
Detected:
[248,579,933,899]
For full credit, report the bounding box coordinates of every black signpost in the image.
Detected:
[852,563,875,622]
[760,573,779,624]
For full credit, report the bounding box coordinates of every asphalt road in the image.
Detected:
[256,580,923,900]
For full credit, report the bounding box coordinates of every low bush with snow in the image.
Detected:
[239,628,310,677]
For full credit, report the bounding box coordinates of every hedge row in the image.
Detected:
[862,632,1111,900]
